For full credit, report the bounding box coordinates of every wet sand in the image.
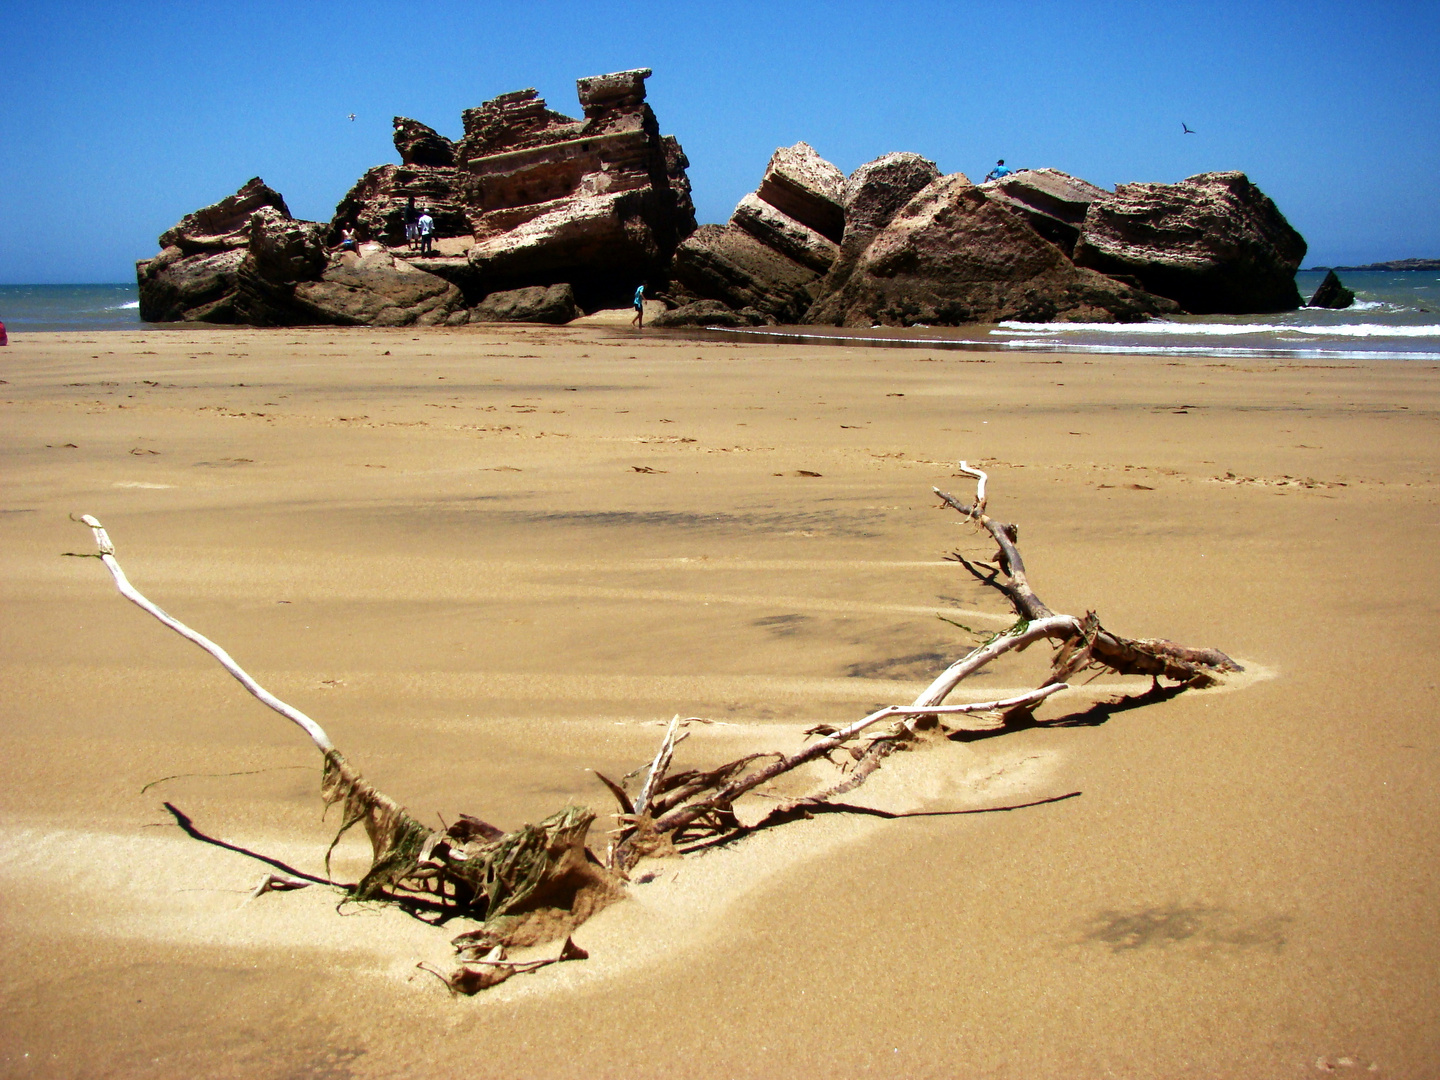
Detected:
[1,325,1437,1078]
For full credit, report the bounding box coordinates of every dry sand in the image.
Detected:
[0,324,1436,1078]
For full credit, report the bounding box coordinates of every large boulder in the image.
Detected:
[650,299,772,328]
[981,168,1107,255]
[1072,171,1307,313]
[806,151,940,323]
[808,173,1179,327]
[668,224,821,323]
[291,249,464,326]
[469,283,579,324]
[393,116,455,167]
[136,246,247,322]
[137,178,323,324]
[669,142,847,322]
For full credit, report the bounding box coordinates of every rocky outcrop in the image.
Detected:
[458,69,696,306]
[1072,171,1307,313]
[981,168,1106,255]
[137,178,462,326]
[807,174,1178,327]
[158,177,290,254]
[330,164,472,247]
[1306,269,1354,309]
[806,152,940,323]
[469,283,580,324]
[393,117,455,167]
[670,143,845,322]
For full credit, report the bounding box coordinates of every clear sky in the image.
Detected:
[2,0,1436,283]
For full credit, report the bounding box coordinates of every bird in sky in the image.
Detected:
[348,113,357,122]
[1182,122,1195,134]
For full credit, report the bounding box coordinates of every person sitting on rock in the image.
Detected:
[985,159,1013,181]
[631,282,646,329]
[417,210,435,255]
[337,227,359,255]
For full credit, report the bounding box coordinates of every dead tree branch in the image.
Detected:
[77,462,1240,993]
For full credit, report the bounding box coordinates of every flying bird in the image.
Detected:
[348,113,357,122]
[1182,122,1195,134]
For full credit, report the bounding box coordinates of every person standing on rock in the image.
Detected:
[404,197,419,250]
[631,282,646,329]
[985,160,1013,181]
[417,209,435,255]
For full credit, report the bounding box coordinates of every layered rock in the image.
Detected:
[806,151,940,323]
[980,168,1107,255]
[158,177,290,254]
[1306,269,1354,309]
[330,116,471,247]
[808,174,1178,327]
[1072,171,1307,313]
[670,142,844,322]
[392,117,455,167]
[458,69,696,306]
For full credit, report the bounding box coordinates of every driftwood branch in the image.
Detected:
[77,461,1240,993]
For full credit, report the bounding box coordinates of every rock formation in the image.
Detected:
[1072,171,1307,313]
[668,142,844,323]
[458,69,696,307]
[808,173,1177,327]
[1306,269,1355,309]
[136,178,463,327]
[138,72,1310,328]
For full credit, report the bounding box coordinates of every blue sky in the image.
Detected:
[2,0,1436,283]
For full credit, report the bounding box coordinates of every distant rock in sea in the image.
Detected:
[1306,270,1355,309]
[1308,258,1440,272]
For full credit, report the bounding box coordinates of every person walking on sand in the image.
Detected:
[416,209,435,255]
[631,282,646,328]
[985,159,1013,181]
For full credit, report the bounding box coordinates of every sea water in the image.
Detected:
[3,274,1438,361]
[0,284,141,333]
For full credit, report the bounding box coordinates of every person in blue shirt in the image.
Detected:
[631,283,646,328]
[984,160,1013,182]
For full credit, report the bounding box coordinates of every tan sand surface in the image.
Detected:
[0,325,1437,1078]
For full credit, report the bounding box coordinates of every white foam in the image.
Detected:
[996,320,1440,339]
[109,300,140,310]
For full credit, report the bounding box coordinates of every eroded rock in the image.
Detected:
[393,116,456,167]
[1073,171,1307,313]
[806,151,941,323]
[670,142,846,322]
[291,249,465,327]
[809,173,1178,326]
[470,283,580,324]
[982,168,1107,255]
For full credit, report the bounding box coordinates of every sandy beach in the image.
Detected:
[1,324,1437,1078]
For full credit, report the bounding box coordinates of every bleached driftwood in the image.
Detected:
[75,463,1238,993]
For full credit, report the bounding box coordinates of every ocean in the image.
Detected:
[3,272,1438,360]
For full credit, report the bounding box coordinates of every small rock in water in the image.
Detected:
[1307,269,1355,309]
